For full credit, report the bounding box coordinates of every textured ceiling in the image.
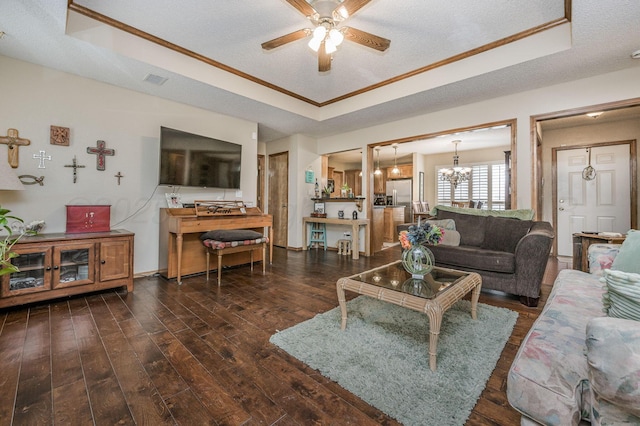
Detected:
[0,0,639,143]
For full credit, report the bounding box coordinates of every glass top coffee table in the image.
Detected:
[336,260,482,371]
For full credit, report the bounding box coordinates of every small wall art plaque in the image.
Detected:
[50,125,70,146]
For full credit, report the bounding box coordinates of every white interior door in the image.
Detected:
[556,144,630,256]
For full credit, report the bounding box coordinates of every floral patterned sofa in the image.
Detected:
[507,241,640,425]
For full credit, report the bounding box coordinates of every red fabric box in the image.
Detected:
[66,205,111,233]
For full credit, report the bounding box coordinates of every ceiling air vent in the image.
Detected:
[143,73,168,86]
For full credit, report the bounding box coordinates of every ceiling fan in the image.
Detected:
[261,0,390,72]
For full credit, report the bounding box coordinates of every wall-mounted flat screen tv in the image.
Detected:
[159,126,242,189]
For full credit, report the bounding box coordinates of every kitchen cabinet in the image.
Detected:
[372,207,385,252]
[0,230,134,308]
[387,164,413,179]
[383,207,405,243]
[374,168,387,194]
[344,169,362,196]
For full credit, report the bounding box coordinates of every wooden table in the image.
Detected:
[572,232,626,272]
[337,261,482,371]
[159,208,273,284]
[302,216,370,259]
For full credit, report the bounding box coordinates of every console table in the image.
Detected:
[302,216,370,259]
[159,208,273,284]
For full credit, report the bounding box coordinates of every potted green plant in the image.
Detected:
[0,205,25,276]
[322,186,331,198]
[341,182,351,198]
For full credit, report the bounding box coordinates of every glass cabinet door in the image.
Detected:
[1,247,52,297]
[53,242,95,288]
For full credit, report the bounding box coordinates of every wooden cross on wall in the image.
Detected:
[87,140,115,171]
[0,128,31,168]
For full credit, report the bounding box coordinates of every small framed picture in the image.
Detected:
[314,202,325,214]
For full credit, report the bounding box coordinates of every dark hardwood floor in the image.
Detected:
[0,247,569,426]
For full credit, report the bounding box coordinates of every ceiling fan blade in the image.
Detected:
[343,27,390,51]
[318,42,331,72]
[261,29,310,50]
[286,0,317,17]
[333,0,372,20]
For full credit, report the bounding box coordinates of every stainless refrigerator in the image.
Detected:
[386,178,412,223]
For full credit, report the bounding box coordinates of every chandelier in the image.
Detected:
[439,140,471,189]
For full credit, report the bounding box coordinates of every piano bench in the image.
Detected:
[202,237,268,285]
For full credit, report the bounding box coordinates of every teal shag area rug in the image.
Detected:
[270,296,518,426]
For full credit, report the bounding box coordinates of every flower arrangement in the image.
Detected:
[399,219,444,249]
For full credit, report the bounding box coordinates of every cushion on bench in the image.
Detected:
[201,230,267,250]
[202,236,268,250]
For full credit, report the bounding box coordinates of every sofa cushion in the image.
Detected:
[436,210,486,246]
[507,269,607,426]
[430,244,514,273]
[611,229,640,274]
[601,269,640,321]
[481,216,532,253]
[586,316,640,419]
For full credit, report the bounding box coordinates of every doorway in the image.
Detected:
[257,154,265,212]
[553,142,633,256]
[268,151,289,248]
[532,99,640,256]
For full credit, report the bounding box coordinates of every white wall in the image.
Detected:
[0,56,258,275]
[316,67,640,210]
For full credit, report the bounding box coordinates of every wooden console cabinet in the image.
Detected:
[0,230,134,309]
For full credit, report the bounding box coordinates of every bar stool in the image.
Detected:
[308,223,327,250]
[336,239,352,256]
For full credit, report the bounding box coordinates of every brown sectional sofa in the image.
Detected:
[399,206,554,306]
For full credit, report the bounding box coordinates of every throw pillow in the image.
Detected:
[481,216,532,253]
[440,229,460,246]
[426,219,456,230]
[200,229,263,242]
[611,229,640,274]
[601,269,640,321]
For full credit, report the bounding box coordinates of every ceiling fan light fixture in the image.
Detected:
[329,28,344,46]
[324,38,337,54]
[308,37,322,52]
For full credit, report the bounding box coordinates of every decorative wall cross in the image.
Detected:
[64,156,86,183]
[0,128,31,168]
[33,150,52,168]
[87,140,115,171]
[114,171,124,185]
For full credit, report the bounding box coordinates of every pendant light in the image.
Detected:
[391,144,400,175]
[374,148,382,175]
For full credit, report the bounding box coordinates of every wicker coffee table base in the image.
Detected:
[336,267,482,371]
